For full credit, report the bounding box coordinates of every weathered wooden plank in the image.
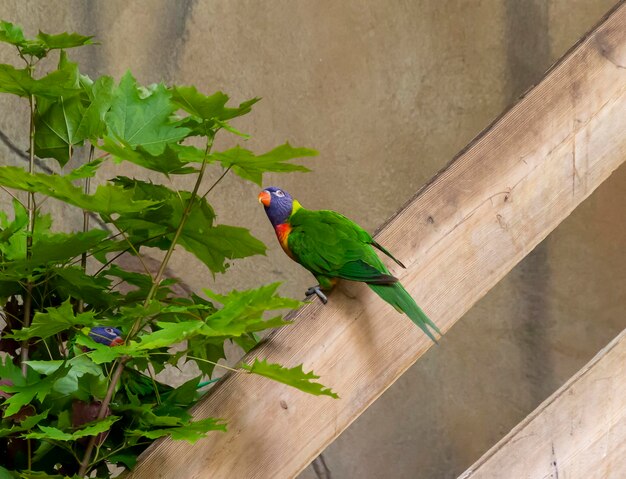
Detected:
[128,4,626,478]
[459,328,626,479]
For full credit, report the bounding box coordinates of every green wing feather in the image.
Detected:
[368,283,441,342]
[288,209,394,284]
[287,207,440,341]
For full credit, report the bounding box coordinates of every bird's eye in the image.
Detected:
[105,327,114,334]
[274,190,285,197]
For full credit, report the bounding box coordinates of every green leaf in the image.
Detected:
[112,178,264,273]
[170,85,259,122]
[0,166,158,214]
[23,416,119,441]
[0,410,50,438]
[64,157,106,181]
[0,354,25,386]
[212,143,315,186]
[135,321,204,350]
[106,72,189,155]
[202,283,299,335]
[75,335,147,364]
[10,299,96,340]
[0,465,15,479]
[186,339,224,376]
[186,224,266,274]
[32,229,108,265]
[126,417,226,443]
[0,64,79,98]
[34,57,113,164]
[99,137,198,175]
[241,359,338,398]
[0,363,70,416]
[108,452,137,470]
[0,21,25,46]
[26,356,106,399]
[162,376,202,408]
[51,266,116,310]
[36,31,94,50]
[75,75,114,141]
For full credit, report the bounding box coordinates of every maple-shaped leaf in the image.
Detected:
[35,62,114,165]
[135,321,204,351]
[0,64,80,98]
[99,137,197,175]
[112,177,264,273]
[170,85,259,122]
[126,417,226,444]
[212,143,315,186]
[9,300,96,340]
[241,359,338,398]
[75,335,148,364]
[0,21,92,56]
[106,71,189,155]
[0,355,26,387]
[0,21,25,46]
[0,363,70,416]
[50,266,117,311]
[27,356,107,400]
[64,157,106,181]
[180,223,266,275]
[23,416,119,441]
[0,166,158,214]
[31,229,108,265]
[201,283,298,335]
[36,31,94,50]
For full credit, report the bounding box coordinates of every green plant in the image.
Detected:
[0,21,336,478]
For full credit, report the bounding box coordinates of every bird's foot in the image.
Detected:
[305,285,328,304]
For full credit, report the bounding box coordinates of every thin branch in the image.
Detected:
[107,218,154,280]
[77,357,128,477]
[91,232,168,276]
[201,165,231,199]
[185,355,242,374]
[0,185,25,207]
[20,85,36,377]
[139,136,214,323]
[78,145,95,313]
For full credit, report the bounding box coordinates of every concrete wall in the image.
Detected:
[0,1,623,478]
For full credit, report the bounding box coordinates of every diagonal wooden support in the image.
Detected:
[459,328,626,479]
[128,3,626,478]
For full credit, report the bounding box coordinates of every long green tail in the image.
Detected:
[368,282,441,343]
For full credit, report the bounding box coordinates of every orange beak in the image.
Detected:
[109,337,124,347]
[258,190,271,207]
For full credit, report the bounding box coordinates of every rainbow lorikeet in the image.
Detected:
[258,187,441,342]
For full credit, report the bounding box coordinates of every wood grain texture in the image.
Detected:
[459,328,626,479]
[127,4,626,478]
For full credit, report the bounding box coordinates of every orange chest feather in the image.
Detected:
[274,223,294,259]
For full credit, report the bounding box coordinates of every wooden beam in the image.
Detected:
[459,328,626,479]
[128,4,626,478]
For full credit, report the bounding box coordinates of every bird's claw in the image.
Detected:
[305,286,328,304]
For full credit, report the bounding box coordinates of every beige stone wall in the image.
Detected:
[0,1,623,478]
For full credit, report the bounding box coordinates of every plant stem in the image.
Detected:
[77,144,93,314]
[141,136,214,315]
[20,87,36,377]
[128,136,215,339]
[77,356,128,477]
[80,145,95,271]
[78,135,215,476]
[201,165,231,199]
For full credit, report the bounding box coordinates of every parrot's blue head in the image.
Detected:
[258,187,294,227]
[89,327,124,346]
